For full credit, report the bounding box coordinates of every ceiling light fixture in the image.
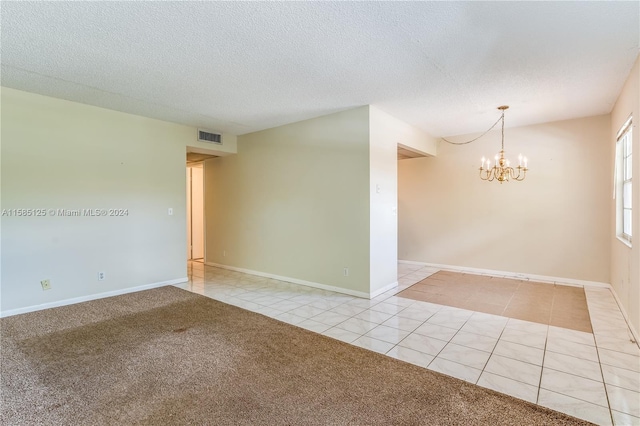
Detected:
[479,106,528,183]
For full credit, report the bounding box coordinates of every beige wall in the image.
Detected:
[610,56,639,335]
[399,114,611,284]
[0,87,234,314]
[204,107,372,294]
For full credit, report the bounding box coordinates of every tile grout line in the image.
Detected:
[422,311,478,377]
[339,272,430,346]
[535,316,550,406]
[596,347,616,426]
[476,325,507,385]
[383,307,443,363]
[500,278,522,318]
[599,287,639,348]
[587,291,616,425]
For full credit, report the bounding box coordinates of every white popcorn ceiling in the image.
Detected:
[1,2,638,137]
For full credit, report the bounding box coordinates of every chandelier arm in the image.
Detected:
[514,168,527,181]
[512,167,524,181]
[441,115,503,146]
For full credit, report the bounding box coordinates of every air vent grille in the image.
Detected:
[198,130,222,144]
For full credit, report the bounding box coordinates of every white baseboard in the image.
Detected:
[205,262,372,299]
[371,281,398,298]
[0,277,188,318]
[398,260,610,288]
[607,285,640,347]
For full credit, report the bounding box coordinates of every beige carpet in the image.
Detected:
[399,271,593,333]
[1,286,591,425]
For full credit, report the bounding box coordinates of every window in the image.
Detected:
[617,117,632,243]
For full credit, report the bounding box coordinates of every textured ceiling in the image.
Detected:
[1,2,638,137]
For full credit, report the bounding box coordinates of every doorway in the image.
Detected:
[187,164,204,261]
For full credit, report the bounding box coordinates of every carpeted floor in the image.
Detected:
[1,286,591,425]
[398,271,593,333]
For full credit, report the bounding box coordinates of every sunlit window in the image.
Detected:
[617,117,632,244]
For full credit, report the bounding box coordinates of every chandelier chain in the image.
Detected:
[501,110,505,151]
[440,114,503,146]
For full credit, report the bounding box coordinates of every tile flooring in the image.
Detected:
[178,261,640,426]
[398,271,593,332]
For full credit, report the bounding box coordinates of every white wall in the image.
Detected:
[399,114,612,284]
[368,106,436,294]
[0,87,235,314]
[610,56,639,335]
[204,107,372,295]
[369,107,398,294]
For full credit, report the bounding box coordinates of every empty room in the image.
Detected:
[1,2,639,425]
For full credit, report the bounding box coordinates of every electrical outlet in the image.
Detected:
[98,272,106,281]
[168,208,173,216]
[223,250,226,257]
[343,268,349,277]
[41,279,51,290]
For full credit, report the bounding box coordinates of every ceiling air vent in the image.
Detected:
[198,130,222,144]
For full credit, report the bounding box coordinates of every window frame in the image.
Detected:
[616,117,633,245]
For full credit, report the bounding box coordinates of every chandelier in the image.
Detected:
[479,106,528,183]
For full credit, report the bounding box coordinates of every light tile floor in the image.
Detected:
[178,261,640,426]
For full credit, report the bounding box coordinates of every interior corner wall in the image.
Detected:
[610,55,639,335]
[388,113,438,157]
[0,87,199,313]
[399,114,611,284]
[204,107,371,294]
[368,106,436,294]
[368,107,399,294]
